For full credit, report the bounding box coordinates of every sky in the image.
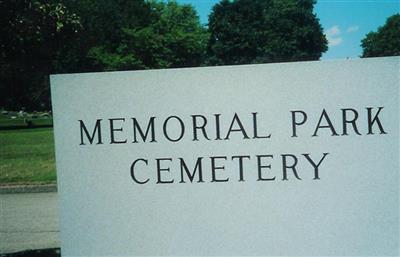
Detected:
[176,0,399,60]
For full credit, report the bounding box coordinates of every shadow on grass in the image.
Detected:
[0,248,60,257]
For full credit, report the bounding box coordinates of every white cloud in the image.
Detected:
[328,37,343,47]
[326,25,341,37]
[347,25,359,33]
[325,25,343,47]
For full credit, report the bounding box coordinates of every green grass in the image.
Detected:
[0,128,56,185]
[0,112,52,129]
[0,118,27,127]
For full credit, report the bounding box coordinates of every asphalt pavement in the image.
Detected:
[0,192,60,254]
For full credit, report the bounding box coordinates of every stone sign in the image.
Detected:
[51,57,399,256]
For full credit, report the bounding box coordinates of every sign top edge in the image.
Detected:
[49,56,399,79]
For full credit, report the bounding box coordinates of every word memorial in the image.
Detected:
[51,57,399,257]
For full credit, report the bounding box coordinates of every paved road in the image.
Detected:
[0,192,60,254]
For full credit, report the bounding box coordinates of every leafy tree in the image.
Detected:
[361,14,400,58]
[207,0,328,65]
[88,1,208,70]
[0,0,81,110]
[0,0,208,110]
[57,0,153,72]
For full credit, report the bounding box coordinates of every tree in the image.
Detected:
[56,0,153,72]
[361,14,400,58]
[88,1,208,70]
[0,0,81,110]
[0,0,208,110]
[207,0,327,65]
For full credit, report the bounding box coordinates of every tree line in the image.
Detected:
[1,0,399,111]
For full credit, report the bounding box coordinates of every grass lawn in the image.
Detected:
[0,128,56,185]
[0,111,52,129]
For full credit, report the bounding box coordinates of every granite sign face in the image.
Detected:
[51,57,399,256]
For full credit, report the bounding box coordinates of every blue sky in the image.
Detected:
[176,0,399,60]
